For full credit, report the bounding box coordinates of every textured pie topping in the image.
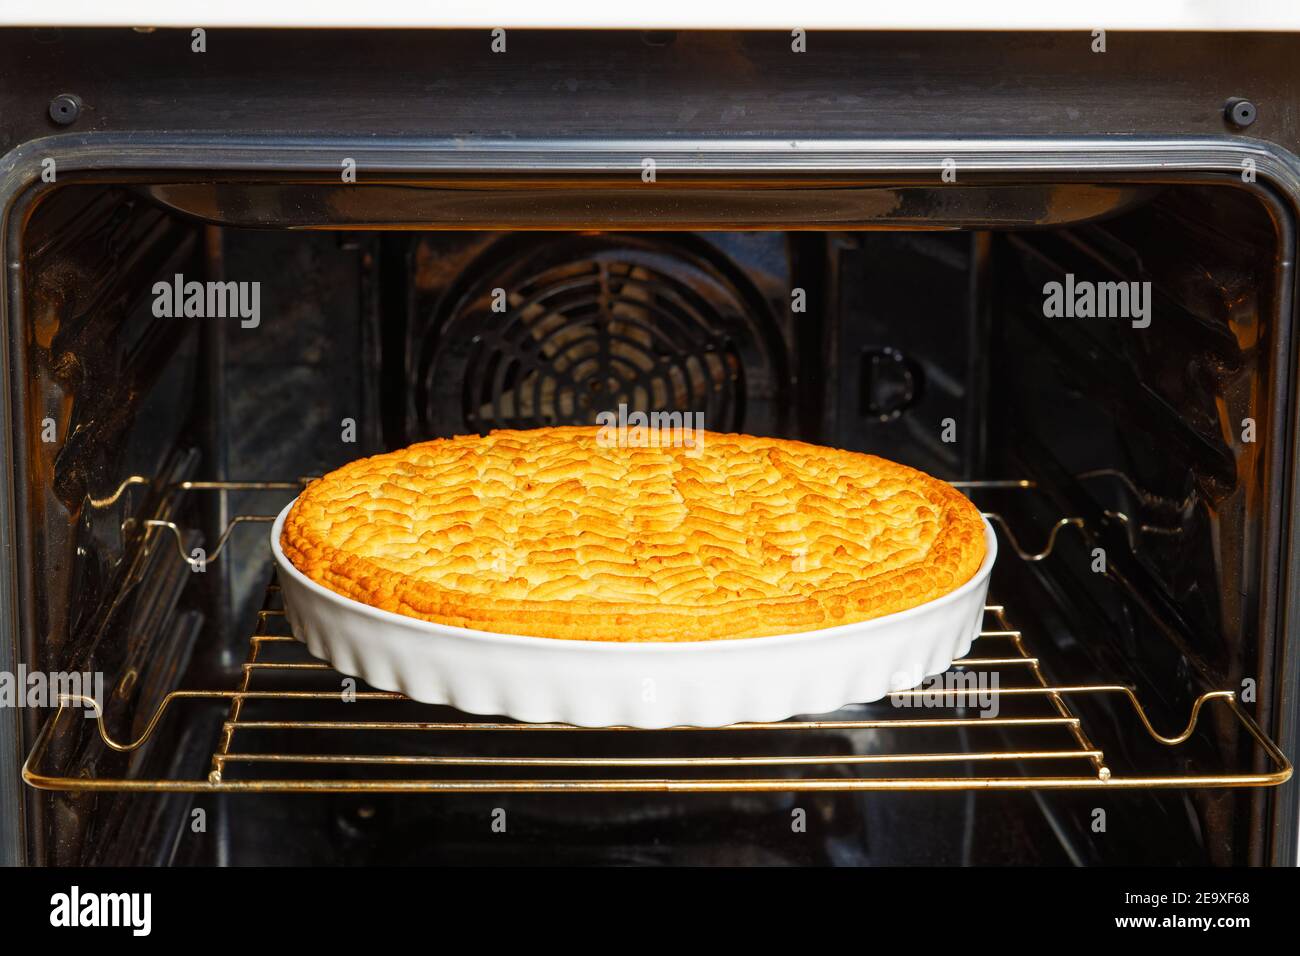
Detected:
[280,427,987,641]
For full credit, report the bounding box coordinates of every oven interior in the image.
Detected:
[11,174,1296,866]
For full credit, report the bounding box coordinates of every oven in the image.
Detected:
[1,26,1298,868]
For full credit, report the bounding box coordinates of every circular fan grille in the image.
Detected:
[417,239,785,437]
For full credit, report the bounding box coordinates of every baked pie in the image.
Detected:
[280,427,987,641]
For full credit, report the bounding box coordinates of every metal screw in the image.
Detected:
[48,93,81,126]
[1224,97,1257,129]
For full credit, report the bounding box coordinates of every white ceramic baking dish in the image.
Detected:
[271,502,996,728]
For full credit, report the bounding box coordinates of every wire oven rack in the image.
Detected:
[21,478,1293,793]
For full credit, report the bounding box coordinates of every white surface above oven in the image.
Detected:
[2,0,1300,30]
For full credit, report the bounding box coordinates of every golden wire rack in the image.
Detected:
[24,475,1292,793]
[117,476,1092,568]
[23,579,1291,794]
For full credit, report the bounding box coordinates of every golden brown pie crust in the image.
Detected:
[280,427,987,642]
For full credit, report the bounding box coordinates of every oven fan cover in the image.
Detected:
[414,236,789,438]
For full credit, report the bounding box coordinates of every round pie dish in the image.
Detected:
[271,503,996,728]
